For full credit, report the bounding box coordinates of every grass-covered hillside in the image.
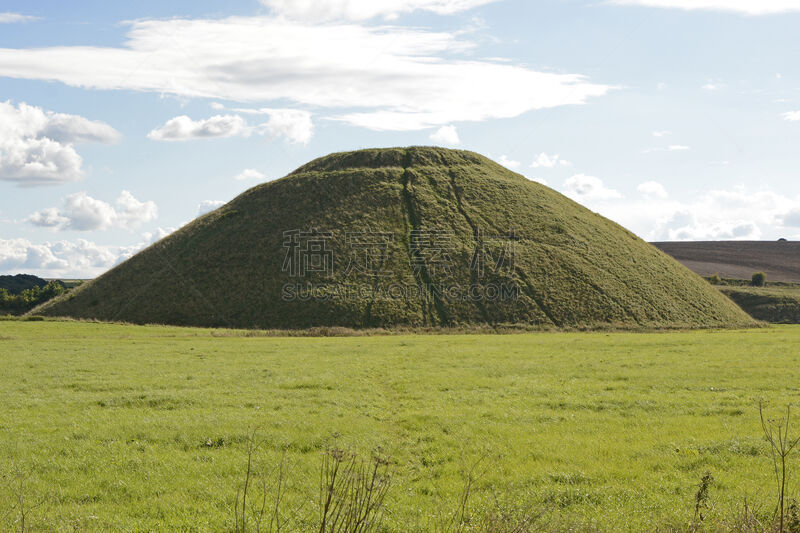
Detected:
[718,284,800,323]
[35,147,754,329]
[1,321,798,531]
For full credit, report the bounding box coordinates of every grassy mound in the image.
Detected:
[35,147,754,329]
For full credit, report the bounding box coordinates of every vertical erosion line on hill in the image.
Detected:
[362,241,392,327]
[362,277,381,327]
[400,150,450,326]
[513,266,560,327]
[447,170,491,324]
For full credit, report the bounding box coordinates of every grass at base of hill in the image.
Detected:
[2,321,800,531]
[716,284,800,324]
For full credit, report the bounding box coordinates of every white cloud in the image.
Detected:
[0,17,612,132]
[657,214,760,240]
[148,114,248,141]
[643,144,690,154]
[529,152,571,168]
[234,168,266,181]
[496,155,520,170]
[783,111,800,122]
[0,228,182,278]
[27,191,157,231]
[429,125,460,146]
[0,101,120,186]
[149,110,313,143]
[0,238,68,273]
[115,227,176,264]
[637,180,668,200]
[256,109,314,144]
[781,209,800,228]
[528,176,549,186]
[0,13,39,24]
[260,0,499,21]
[210,102,225,110]
[608,0,800,15]
[0,238,110,277]
[26,208,69,229]
[41,114,120,144]
[576,184,800,241]
[701,83,720,91]
[115,190,159,229]
[563,174,622,202]
[198,200,226,215]
[652,130,671,137]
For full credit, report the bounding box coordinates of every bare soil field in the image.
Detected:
[652,241,800,282]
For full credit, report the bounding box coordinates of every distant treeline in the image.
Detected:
[0,281,67,315]
[0,273,53,294]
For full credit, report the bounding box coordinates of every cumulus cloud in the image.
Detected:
[148,114,248,141]
[0,238,106,277]
[637,180,668,200]
[657,213,760,240]
[0,17,612,132]
[0,227,181,278]
[149,109,313,143]
[652,130,671,137]
[234,169,266,181]
[529,152,571,168]
[0,238,68,273]
[575,184,800,241]
[0,13,39,24]
[0,101,120,186]
[429,125,460,146]
[115,191,159,229]
[260,0,499,21]
[255,109,314,144]
[27,191,157,231]
[608,0,800,15]
[783,111,800,122]
[115,227,176,264]
[563,174,622,201]
[198,200,226,215]
[780,209,800,228]
[496,155,520,170]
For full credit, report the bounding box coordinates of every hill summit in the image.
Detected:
[36,147,754,329]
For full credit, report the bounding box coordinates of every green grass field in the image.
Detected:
[2,321,799,531]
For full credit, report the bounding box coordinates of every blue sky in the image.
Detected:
[1,0,800,277]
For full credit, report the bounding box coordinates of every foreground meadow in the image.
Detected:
[1,321,799,531]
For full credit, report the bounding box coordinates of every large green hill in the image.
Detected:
[35,147,755,329]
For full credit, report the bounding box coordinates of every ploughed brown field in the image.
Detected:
[652,241,800,282]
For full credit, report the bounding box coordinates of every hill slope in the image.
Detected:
[36,147,754,329]
[653,241,800,282]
